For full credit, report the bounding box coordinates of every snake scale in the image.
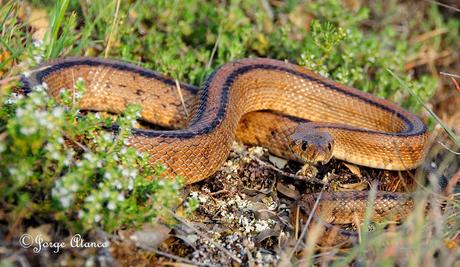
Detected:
[23,57,429,242]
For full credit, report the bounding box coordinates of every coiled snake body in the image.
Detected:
[23,58,429,242]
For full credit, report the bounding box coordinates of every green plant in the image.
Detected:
[1,80,182,233]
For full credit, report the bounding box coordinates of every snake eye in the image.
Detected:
[327,143,332,151]
[301,141,308,151]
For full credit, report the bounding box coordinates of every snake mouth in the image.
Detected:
[289,127,334,164]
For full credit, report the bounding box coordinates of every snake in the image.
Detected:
[22,57,429,243]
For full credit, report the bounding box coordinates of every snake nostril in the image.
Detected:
[327,143,332,151]
[301,141,308,151]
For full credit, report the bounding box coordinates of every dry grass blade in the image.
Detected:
[387,68,460,147]
[174,79,189,117]
[0,74,19,86]
[144,247,208,267]
[0,65,54,86]
[166,209,242,264]
[450,77,460,93]
[206,31,221,70]
[251,156,325,184]
[279,184,327,265]
[437,141,460,155]
[427,0,460,13]
[104,0,121,58]
[440,72,460,79]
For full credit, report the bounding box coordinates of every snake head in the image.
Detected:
[289,126,334,164]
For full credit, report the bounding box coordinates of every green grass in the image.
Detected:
[0,0,459,265]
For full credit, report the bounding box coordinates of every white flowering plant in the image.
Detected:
[0,80,183,233]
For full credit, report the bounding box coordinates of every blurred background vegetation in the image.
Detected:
[2,0,459,107]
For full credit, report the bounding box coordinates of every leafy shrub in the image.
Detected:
[0,79,182,233]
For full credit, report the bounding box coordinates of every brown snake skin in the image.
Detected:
[23,57,429,240]
[298,191,414,246]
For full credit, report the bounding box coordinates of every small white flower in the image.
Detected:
[52,107,64,118]
[8,168,18,175]
[107,201,116,210]
[102,133,113,142]
[104,172,112,179]
[45,143,54,152]
[94,214,102,223]
[102,190,110,199]
[15,108,25,117]
[86,195,95,202]
[60,196,72,208]
[51,151,60,160]
[20,126,37,135]
[33,55,43,64]
[63,150,75,166]
[70,183,79,192]
[33,39,43,47]
[56,185,69,196]
[74,92,83,100]
[129,169,138,178]
[113,180,123,190]
[33,85,45,92]
[83,153,95,162]
[96,160,103,168]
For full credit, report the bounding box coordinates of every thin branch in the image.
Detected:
[174,79,189,117]
[440,72,460,79]
[0,65,52,86]
[387,68,460,148]
[280,184,327,264]
[166,209,242,264]
[0,74,20,85]
[437,141,460,155]
[206,31,221,70]
[104,0,121,58]
[427,0,460,13]
[63,132,90,152]
[251,156,325,185]
[140,246,208,267]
